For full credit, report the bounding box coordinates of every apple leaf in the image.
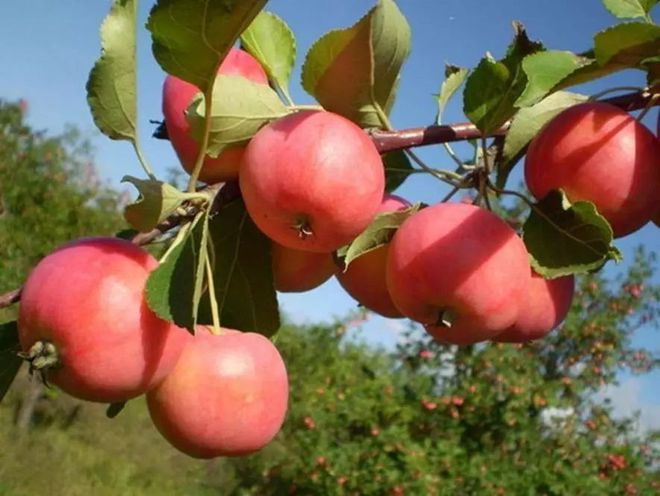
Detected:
[147,0,267,92]
[145,212,209,333]
[338,204,422,269]
[383,151,413,192]
[497,91,588,188]
[200,199,280,336]
[0,321,22,403]
[187,75,290,157]
[436,65,469,124]
[86,0,138,142]
[122,176,207,233]
[240,11,296,103]
[601,0,657,20]
[593,22,660,67]
[522,190,622,278]
[464,22,543,134]
[301,0,411,128]
[515,51,591,108]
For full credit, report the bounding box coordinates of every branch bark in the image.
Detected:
[0,90,657,310]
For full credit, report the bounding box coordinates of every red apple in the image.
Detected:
[18,237,190,403]
[525,102,660,238]
[239,110,385,252]
[162,48,268,184]
[386,203,530,345]
[272,242,335,292]
[494,271,575,343]
[336,194,411,318]
[147,327,288,458]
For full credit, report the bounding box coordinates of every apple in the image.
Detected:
[272,242,335,292]
[239,110,385,252]
[386,202,530,345]
[147,327,288,458]
[18,237,190,403]
[336,194,411,318]
[525,102,660,238]
[162,48,268,184]
[494,271,575,343]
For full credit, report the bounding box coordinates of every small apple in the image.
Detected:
[272,242,335,292]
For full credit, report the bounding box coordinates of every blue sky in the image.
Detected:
[0,1,658,425]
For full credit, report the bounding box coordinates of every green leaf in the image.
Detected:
[383,151,413,192]
[516,51,590,107]
[86,0,138,142]
[201,199,280,336]
[122,176,205,233]
[602,0,657,20]
[301,0,411,128]
[593,22,660,67]
[522,190,621,278]
[497,91,588,188]
[147,0,267,92]
[145,212,209,332]
[241,11,296,102]
[464,23,543,134]
[339,204,421,269]
[0,321,22,403]
[436,65,469,124]
[187,75,290,157]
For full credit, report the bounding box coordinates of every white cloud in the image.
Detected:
[598,378,660,434]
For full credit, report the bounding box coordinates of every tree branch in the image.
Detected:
[0,91,656,311]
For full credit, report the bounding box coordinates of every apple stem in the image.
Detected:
[204,239,223,336]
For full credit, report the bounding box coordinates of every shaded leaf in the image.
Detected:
[86,0,138,142]
[0,321,22,403]
[147,0,267,92]
[436,65,469,124]
[106,401,126,419]
[122,176,205,233]
[516,51,590,107]
[464,23,543,134]
[200,199,280,336]
[523,190,621,278]
[593,22,660,67]
[383,151,413,192]
[241,11,296,102]
[338,204,421,269]
[602,0,657,19]
[145,212,208,332]
[301,0,411,128]
[187,75,289,157]
[498,91,588,188]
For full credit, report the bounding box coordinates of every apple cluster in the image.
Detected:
[17,237,288,459]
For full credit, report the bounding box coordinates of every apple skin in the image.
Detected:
[272,242,335,293]
[336,194,411,318]
[525,102,660,238]
[494,272,575,343]
[146,327,289,459]
[162,48,268,184]
[18,237,191,403]
[239,110,385,253]
[386,203,530,345]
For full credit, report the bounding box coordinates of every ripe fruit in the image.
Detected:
[386,203,530,345]
[162,48,268,184]
[147,327,288,458]
[525,102,660,237]
[272,242,335,292]
[336,194,411,318]
[494,271,575,343]
[239,110,385,252]
[18,237,190,403]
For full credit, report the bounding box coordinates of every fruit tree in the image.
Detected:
[0,0,659,462]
